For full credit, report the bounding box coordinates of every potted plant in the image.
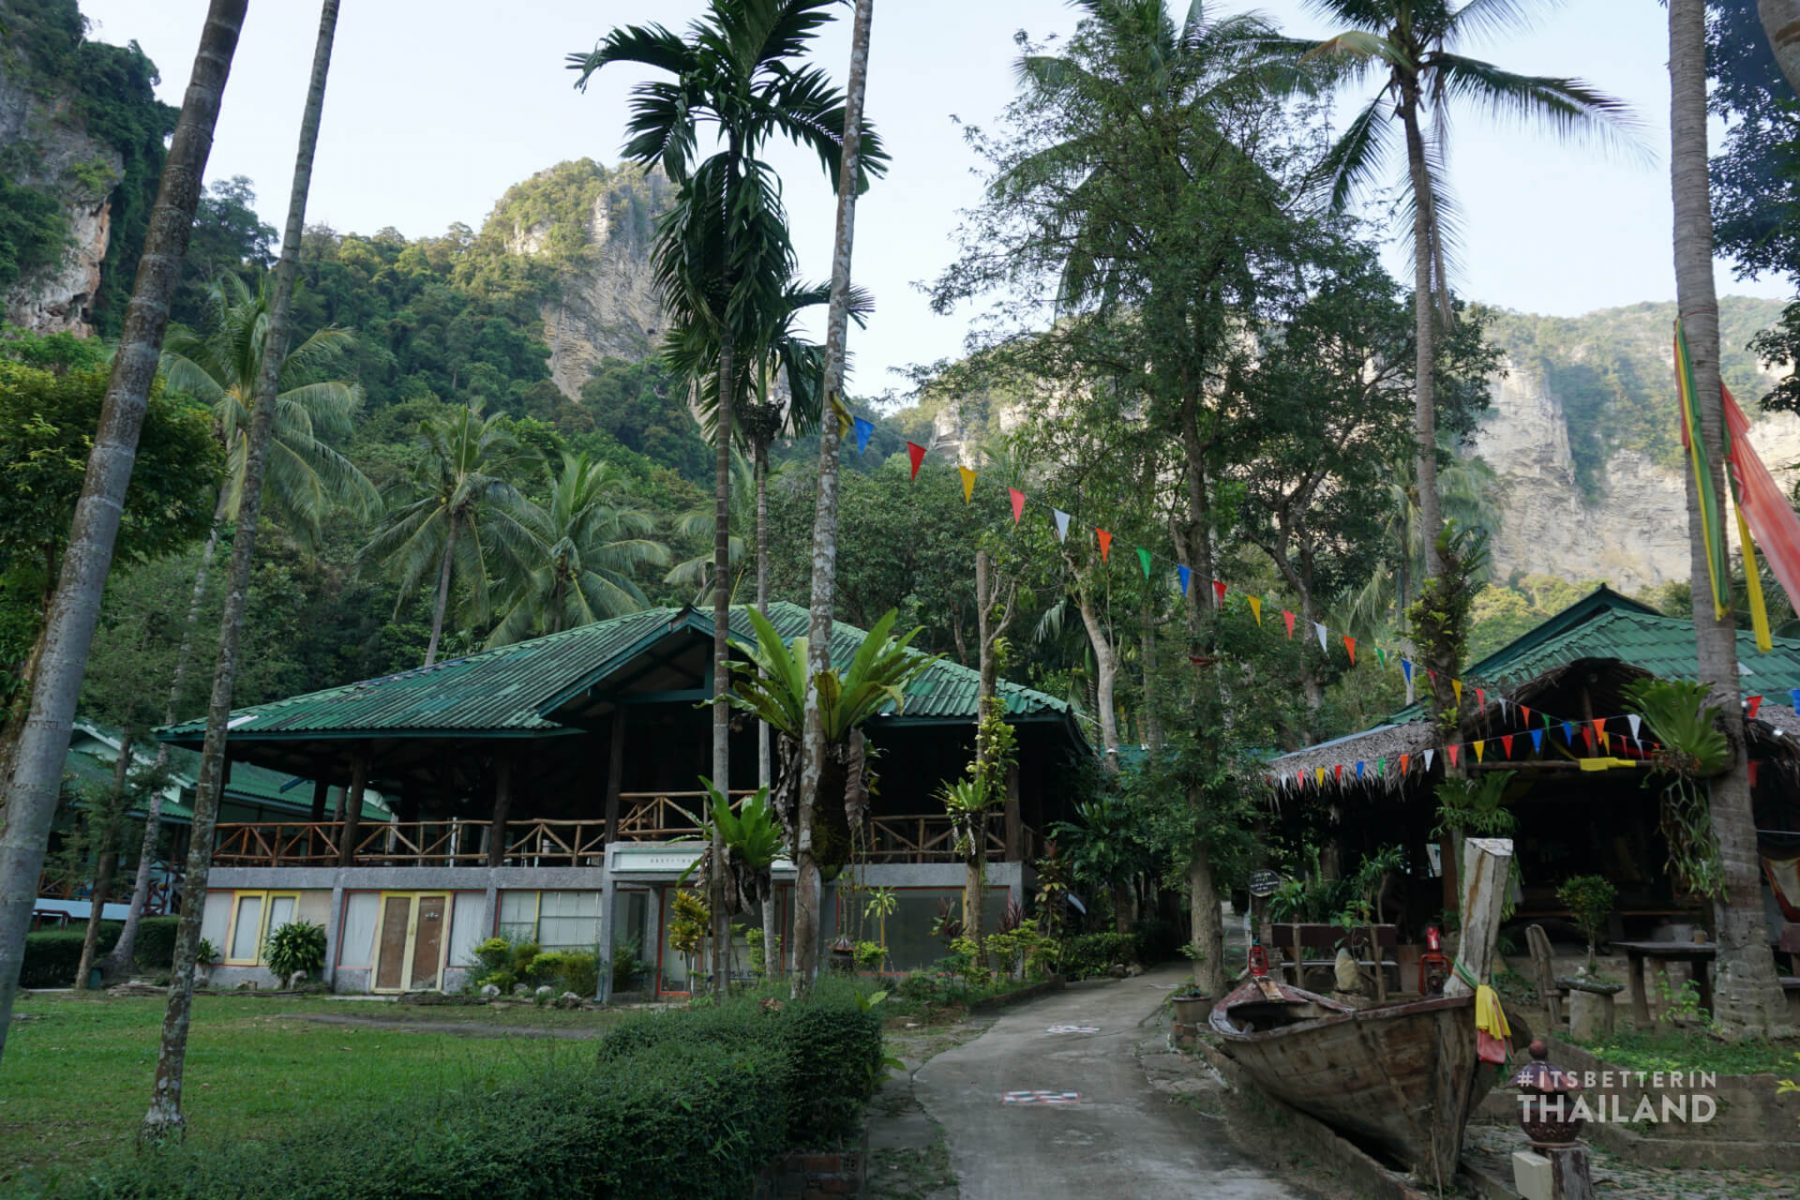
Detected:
[1171,981,1210,1029]
[1555,874,1622,1039]
[195,939,220,988]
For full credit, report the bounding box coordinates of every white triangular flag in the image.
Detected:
[1498,696,1510,720]
[1423,748,1435,773]
[1627,714,1641,741]
[1314,621,1328,654]
[1053,509,1070,543]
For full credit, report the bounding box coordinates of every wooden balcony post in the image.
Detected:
[604,711,626,845]
[339,755,368,868]
[488,758,513,867]
[1003,764,1022,862]
[310,778,330,861]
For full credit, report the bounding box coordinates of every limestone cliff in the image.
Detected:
[1468,298,1795,593]
[475,159,669,398]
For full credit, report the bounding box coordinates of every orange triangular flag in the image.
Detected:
[959,465,977,503]
[1096,528,1112,563]
[1009,488,1025,524]
[1521,705,1533,726]
[1399,753,1410,775]
[1343,636,1356,665]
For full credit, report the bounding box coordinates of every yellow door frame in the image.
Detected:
[222,890,298,966]
[369,891,451,993]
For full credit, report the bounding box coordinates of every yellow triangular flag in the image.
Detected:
[1473,739,1486,763]
[831,393,853,438]
[1736,505,1774,653]
[1452,678,1464,707]
[1247,595,1262,626]
[1315,767,1326,786]
[958,465,977,504]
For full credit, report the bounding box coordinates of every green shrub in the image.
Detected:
[264,921,327,982]
[1131,916,1180,964]
[611,938,646,992]
[528,950,597,998]
[132,917,181,969]
[1057,932,1136,980]
[467,936,542,992]
[20,925,115,987]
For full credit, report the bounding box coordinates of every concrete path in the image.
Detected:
[913,966,1307,1199]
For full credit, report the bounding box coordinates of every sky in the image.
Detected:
[81,0,1788,399]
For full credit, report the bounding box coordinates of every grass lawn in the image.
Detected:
[3,990,624,1194]
[1576,1027,1800,1078]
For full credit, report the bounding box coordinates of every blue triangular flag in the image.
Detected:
[1176,564,1191,596]
[1790,687,1799,712]
[853,416,875,455]
[1401,658,1413,685]
[1355,760,1365,780]
[1530,728,1544,753]
[1562,720,1575,745]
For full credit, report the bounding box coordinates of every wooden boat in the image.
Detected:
[1209,838,1518,1187]
[1209,975,1491,1188]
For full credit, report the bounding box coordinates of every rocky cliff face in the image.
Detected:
[482,160,669,398]
[1468,298,1797,594]
[0,53,122,336]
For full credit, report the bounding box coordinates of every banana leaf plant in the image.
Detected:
[728,606,933,873]
[1625,677,1730,899]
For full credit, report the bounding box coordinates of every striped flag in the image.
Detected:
[1724,383,1800,651]
[1675,321,1731,620]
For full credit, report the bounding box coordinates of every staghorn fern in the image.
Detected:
[1625,678,1729,899]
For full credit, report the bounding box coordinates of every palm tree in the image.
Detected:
[1758,0,1800,95]
[162,272,377,545]
[666,448,755,606]
[572,0,885,994]
[361,404,531,667]
[1669,0,1789,1036]
[1300,1,1632,586]
[0,0,248,1065]
[146,0,339,1137]
[484,452,669,647]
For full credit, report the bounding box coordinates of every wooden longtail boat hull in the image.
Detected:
[1209,978,1492,1187]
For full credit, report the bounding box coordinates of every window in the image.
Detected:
[496,891,601,950]
[223,890,298,965]
[339,893,379,968]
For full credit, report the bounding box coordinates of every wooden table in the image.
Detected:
[1612,939,1715,1029]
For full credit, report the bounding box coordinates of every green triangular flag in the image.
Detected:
[1137,547,1152,580]
[1376,756,1385,778]
[1376,646,1387,670]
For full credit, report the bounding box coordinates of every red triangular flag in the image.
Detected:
[1282,610,1295,639]
[1447,744,1460,767]
[1749,759,1761,788]
[1333,763,1344,781]
[1427,669,1438,684]
[1476,687,1487,709]
[1399,753,1410,775]
[1747,694,1764,720]
[1520,705,1532,727]
[1581,727,1595,752]
[1212,579,1227,607]
[1095,528,1112,563]
[1502,734,1514,759]
[1343,636,1356,665]
[1009,487,1025,524]
[906,441,926,479]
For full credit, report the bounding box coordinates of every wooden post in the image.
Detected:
[338,755,367,868]
[1002,763,1021,862]
[310,776,330,861]
[604,711,625,846]
[1444,836,1513,998]
[487,758,513,868]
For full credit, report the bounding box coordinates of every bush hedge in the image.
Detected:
[72,983,883,1199]
[21,916,181,987]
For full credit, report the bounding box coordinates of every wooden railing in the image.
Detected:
[865,814,1006,864]
[613,790,754,841]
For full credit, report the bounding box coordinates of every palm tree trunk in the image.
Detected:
[145,1,338,1137]
[1400,98,1443,584]
[797,0,875,997]
[755,438,771,789]
[0,0,246,1066]
[424,519,457,668]
[1669,0,1790,1038]
[1759,0,1800,95]
[710,332,735,999]
[107,494,228,972]
[1072,584,1120,769]
[76,726,133,990]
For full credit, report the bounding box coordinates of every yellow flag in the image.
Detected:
[1452,678,1464,707]
[1247,595,1263,626]
[958,465,977,504]
[1473,739,1485,763]
[1315,767,1326,786]
[1736,505,1774,652]
[831,393,853,438]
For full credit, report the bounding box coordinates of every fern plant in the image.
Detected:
[1626,678,1730,899]
[264,921,326,984]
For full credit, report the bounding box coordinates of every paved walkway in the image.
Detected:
[912,966,1307,1198]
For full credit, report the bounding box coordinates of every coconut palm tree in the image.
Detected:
[0,0,249,1065]
[484,452,669,647]
[572,0,885,994]
[1300,1,1632,586]
[146,0,339,1137]
[1669,0,1789,1036]
[361,405,532,667]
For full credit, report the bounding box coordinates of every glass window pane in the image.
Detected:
[339,894,378,967]
[498,891,537,943]
[267,895,296,933]
[538,891,599,950]
[230,895,263,962]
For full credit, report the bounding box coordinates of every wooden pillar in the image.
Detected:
[339,755,368,868]
[604,710,626,845]
[1003,763,1022,862]
[310,777,330,861]
[488,758,514,868]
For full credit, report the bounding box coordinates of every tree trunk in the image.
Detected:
[1759,0,1800,96]
[1140,601,1163,752]
[0,0,246,1066]
[1072,585,1120,769]
[710,331,735,999]
[1669,0,1791,1038]
[423,518,456,668]
[761,892,779,981]
[797,0,874,997]
[1400,94,1443,583]
[1188,845,1224,997]
[76,727,134,990]
[755,438,771,789]
[145,1,337,1136]
[108,495,228,972]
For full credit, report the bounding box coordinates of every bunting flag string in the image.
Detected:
[853,416,876,455]
[959,466,977,504]
[1010,488,1026,525]
[1096,528,1113,563]
[907,441,927,480]
[1137,547,1153,580]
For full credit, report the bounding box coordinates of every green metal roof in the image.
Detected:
[158,603,1071,744]
[1390,585,1800,722]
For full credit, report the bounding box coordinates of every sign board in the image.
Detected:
[1247,868,1282,898]
[608,844,795,878]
